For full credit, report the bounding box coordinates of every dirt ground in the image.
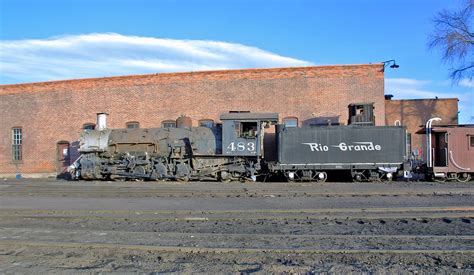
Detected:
[0,179,473,273]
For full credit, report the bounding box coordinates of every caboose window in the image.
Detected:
[240,122,258,138]
[283,117,298,127]
[126,121,140,129]
[12,128,22,161]
[162,120,176,128]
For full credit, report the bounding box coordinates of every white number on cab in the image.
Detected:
[226,142,256,152]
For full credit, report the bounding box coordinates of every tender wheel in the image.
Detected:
[352,172,364,182]
[381,172,393,182]
[218,171,232,183]
[315,172,327,183]
[457,173,471,183]
[285,171,297,182]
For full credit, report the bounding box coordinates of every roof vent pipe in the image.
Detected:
[96,113,109,130]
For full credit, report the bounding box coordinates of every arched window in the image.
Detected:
[199,119,214,128]
[126,121,140,129]
[83,123,95,130]
[162,120,176,128]
[283,117,298,127]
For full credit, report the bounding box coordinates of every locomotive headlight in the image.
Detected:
[318,173,325,179]
[386,173,393,179]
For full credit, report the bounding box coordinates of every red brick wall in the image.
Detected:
[385,98,458,160]
[0,64,385,175]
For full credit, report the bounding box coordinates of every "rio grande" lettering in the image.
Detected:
[303,141,382,152]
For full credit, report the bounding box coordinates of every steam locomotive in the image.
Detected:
[68,103,473,182]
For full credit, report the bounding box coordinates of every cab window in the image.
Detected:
[240,122,257,138]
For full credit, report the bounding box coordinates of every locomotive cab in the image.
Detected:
[220,112,279,158]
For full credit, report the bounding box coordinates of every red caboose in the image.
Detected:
[417,124,474,182]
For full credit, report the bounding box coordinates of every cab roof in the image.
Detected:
[220,112,279,122]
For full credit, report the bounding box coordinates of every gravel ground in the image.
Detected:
[0,179,473,273]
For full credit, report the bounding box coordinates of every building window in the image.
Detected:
[283,117,298,127]
[199,119,214,128]
[12,128,22,161]
[162,120,176,128]
[83,123,95,130]
[126,121,140,129]
[470,136,474,148]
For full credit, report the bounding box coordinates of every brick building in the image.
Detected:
[1,63,458,178]
[385,98,459,160]
[0,64,386,177]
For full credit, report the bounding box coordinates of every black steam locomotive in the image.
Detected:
[69,103,411,182]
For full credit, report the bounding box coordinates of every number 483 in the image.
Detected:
[226,142,256,152]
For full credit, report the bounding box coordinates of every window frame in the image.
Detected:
[162,120,176,128]
[12,127,23,162]
[82,123,96,130]
[199,119,214,128]
[126,121,140,129]
[283,116,298,127]
[239,121,258,138]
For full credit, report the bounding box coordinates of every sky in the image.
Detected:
[0,0,472,123]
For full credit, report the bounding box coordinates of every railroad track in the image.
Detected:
[1,181,473,198]
[3,241,472,273]
[1,240,473,255]
[0,227,473,251]
[1,206,473,218]
[1,207,472,241]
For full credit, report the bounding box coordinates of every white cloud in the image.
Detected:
[385,78,431,87]
[386,78,452,99]
[0,33,313,83]
[459,78,474,88]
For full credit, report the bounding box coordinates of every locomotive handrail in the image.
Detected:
[109,142,157,144]
[108,142,158,153]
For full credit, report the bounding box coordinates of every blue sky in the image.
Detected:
[0,0,472,122]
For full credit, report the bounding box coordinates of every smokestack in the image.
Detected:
[96,113,109,130]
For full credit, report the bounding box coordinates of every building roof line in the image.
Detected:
[0,63,383,88]
[386,98,459,101]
